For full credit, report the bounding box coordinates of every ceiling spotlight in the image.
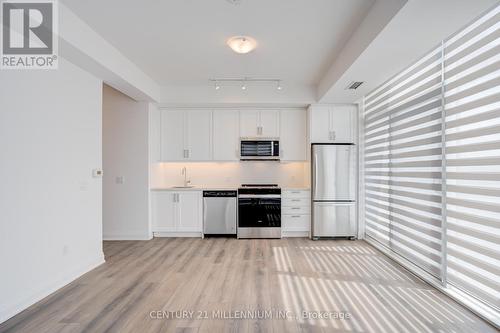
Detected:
[227,36,257,54]
[277,81,282,90]
[241,81,247,90]
[214,81,220,90]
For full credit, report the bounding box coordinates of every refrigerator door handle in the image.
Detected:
[312,151,318,199]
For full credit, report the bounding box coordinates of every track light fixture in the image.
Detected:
[209,78,283,91]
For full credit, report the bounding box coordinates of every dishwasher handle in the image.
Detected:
[203,190,237,197]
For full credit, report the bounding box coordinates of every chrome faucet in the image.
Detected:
[181,166,191,187]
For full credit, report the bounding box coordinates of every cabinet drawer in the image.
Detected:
[282,214,310,231]
[282,206,310,215]
[283,190,310,199]
[282,197,310,207]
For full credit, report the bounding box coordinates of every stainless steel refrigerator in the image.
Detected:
[311,144,356,239]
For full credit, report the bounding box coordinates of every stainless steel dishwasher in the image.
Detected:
[203,190,237,236]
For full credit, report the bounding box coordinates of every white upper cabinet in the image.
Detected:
[240,110,279,137]
[280,109,307,161]
[259,110,280,137]
[157,108,310,162]
[160,109,212,161]
[213,109,239,161]
[161,110,185,161]
[185,110,212,161]
[239,110,260,137]
[309,104,356,143]
[331,105,356,143]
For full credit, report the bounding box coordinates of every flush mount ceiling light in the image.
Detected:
[227,36,257,54]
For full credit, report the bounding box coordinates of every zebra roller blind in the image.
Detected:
[363,46,444,278]
[444,5,500,309]
[363,3,500,312]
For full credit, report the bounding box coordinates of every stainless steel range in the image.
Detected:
[237,184,281,239]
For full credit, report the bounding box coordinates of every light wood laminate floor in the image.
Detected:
[0,238,496,333]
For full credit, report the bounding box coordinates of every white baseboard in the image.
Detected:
[103,234,152,241]
[282,231,310,237]
[153,231,202,238]
[0,253,105,324]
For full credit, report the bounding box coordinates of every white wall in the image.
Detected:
[151,162,309,189]
[102,85,151,240]
[0,59,104,323]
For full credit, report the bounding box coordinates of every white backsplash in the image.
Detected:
[151,161,310,188]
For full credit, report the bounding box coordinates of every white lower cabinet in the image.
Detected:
[281,189,311,237]
[152,190,202,237]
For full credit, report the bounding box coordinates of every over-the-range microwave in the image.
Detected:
[239,138,280,161]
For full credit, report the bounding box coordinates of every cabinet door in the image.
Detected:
[213,110,239,160]
[330,105,355,143]
[280,109,306,161]
[152,192,177,232]
[239,110,259,137]
[259,110,280,137]
[185,110,212,160]
[178,192,202,232]
[309,106,331,143]
[160,110,185,161]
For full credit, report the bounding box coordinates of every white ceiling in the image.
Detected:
[318,0,499,103]
[60,0,375,87]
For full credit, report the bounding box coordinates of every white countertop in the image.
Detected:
[151,186,237,191]
[151,186,310,191]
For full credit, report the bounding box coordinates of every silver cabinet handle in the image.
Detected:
[291,215,301,218]
[187,149,190,158]
[291,207,300,210]
[331,131,336,141]
[291,199,300,202]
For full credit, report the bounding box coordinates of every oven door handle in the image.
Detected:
[238,194,281,199]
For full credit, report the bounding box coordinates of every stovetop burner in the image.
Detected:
[240,184,279,188]
[238,184,281,195]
